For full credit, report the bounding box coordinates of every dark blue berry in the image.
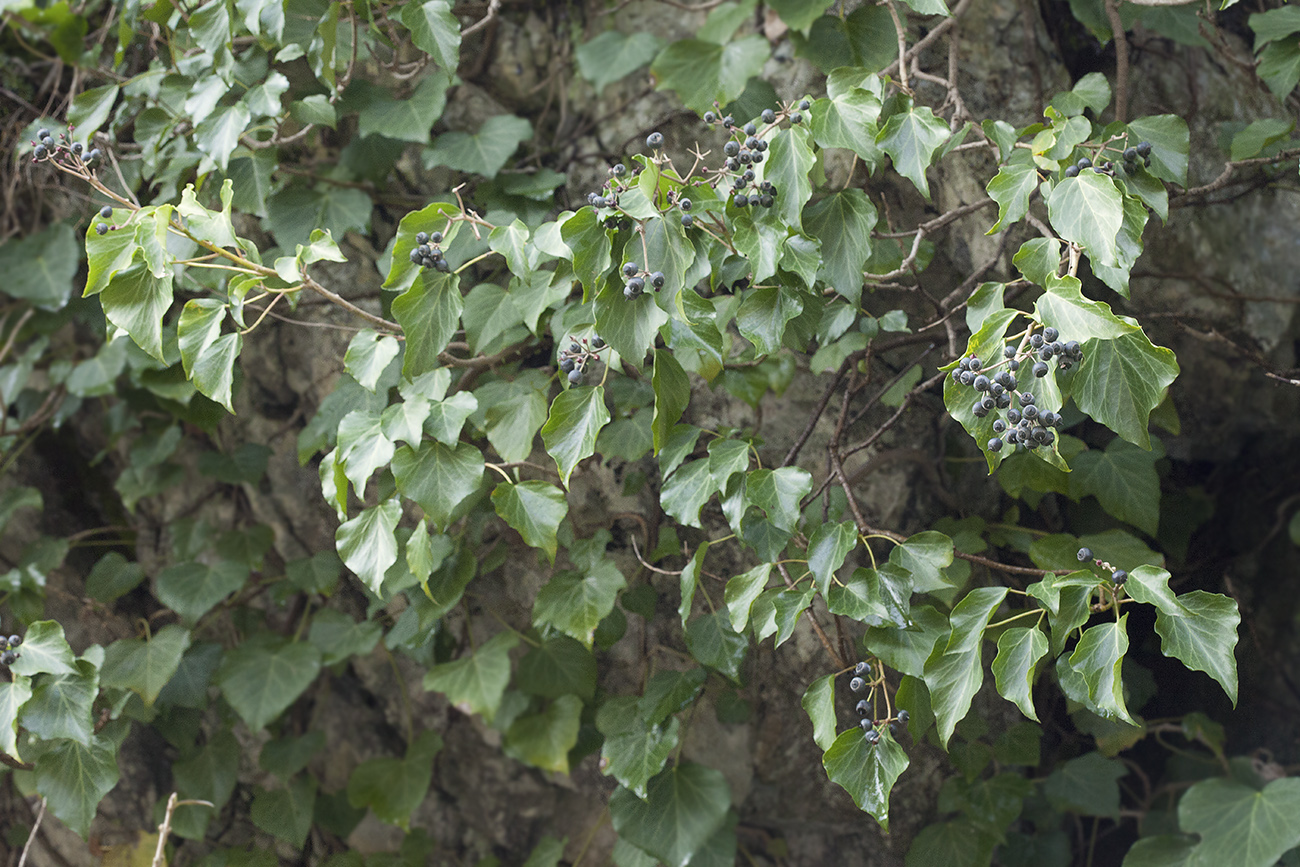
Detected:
[34,144,47,159]
[850,676,866,692]
[559,357,575,373]
[743,122,757,136]
[1112,570,1128,584]
[856,699,871,715]
[430,231,443,244]
[100,204,112,220]
[724,141,740,157]
[647,132,664,149]
[854,661,870,675]
[1043,327,1059,343]
[650,271,665,289]
[973,375,990,392]
[679,197,692,212]
[613,163,627,176]
[897,709,909,723]
[415,231,429,245]
[1136,141,1152,157]
[995,393,1011,409]
[704,111,716,123]
[622,262,638,278]
[790,112,802,124]
[592,337,606,349]
[1123,147,1138,162]
[1064,165,1079,178]
[95,223,108,235]
[761,109,775,124]
[1033,362,1049,377]
[1007,409,1022,424]
[1077,547,1093,562]
[568,367,583,384]
[733,194,748,207]
[799,99,811,110]
[681,214,694,228]
[992,419,1006,433]
[1077,157,1092,169]
[988,437,1004,452]
[627,276,645,295]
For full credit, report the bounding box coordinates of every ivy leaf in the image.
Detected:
[1177,777,1300,867]
[20,659,98,745]
[1067,616,1136,724]
[803,189,877,304]
[723,564,770,632]
[518,636,597,701]
[307,609,382,666]
[652,349,690,455]
[800,674,837,751]
[504,694,583,773]
[890,530,955,594]
[1071,329,1179,450]
[344,330,401,392]
[189,332,241,412]
[346,730,442,831]
[250,775,317,848]
[875,103,950,199]
[561,208,612,296]
[31,734,120,837]
[264,184,372,250]
[807,521,858,595]
[391,271,463,380]
[679,542,707,627]
[533,562,626,647]
[424,115,532,179]
[608,763,732,867]
[424,392,478,445]
[745,467,811,533]
[100,624,191,706]
[811,85,883,166]
[155,560,250,624]
[1013,238,1061,287]
[335,500,401,594]
[0,222,78,311]
[821,728,910,830]
[101,259,173,361]
[1151,589,1240,706]
[991,626,1048,721]
[736,287,804,356]
[1125,115,1190,186]
[922,587,1008,747]
[649,36,771,115]
[642,213,696,315]
[1036,275,1139,341]
[195,103,251,172]
[423,631,519,722]
[595,276,669,365]
[597,696,681,798]
[1044,751,1125,817]
[766,126,817,230]
[217,638,323,731]
[986,163,1040,233]
[541,386,611,487]
[684,610,747,682]
[392,441,485,530]
[0,676,32,760]
[827,564,912,627]
[661,459,715,528]
[575,30,663,95]
[1046,171,1124,269]
[1068,437,1161,536]
[9,620,76,677]
[400,0,461,69]
[491,480,568,563]
[865,605,948,678]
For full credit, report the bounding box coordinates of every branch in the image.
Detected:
[1,750,34,770]
[1104,0,1129,124]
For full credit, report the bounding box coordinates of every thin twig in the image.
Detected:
[18,798,46,867]
[1104,0,1129,123]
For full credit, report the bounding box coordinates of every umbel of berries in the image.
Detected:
[0,632,21,667]
[408,230,450,272]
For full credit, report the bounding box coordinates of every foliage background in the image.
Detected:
[1,0,1299,865]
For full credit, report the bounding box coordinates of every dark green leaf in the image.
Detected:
[803,189,877,304]
[31,734,120,837]
[1071,329,1178,450]
[216,639,322,731]
[541,386,611,487]
[652,349,690,454]
[391,271,463,380]
[491,480,567,563]
[922,587,1007,747]
[608,763,732,867]
[505,694,583,773]
[250,775,317,848]
[1125,115,1190,186]
[684,610,748,683]
[1068,437,1161,535]
[876,102,950,199]
[807,521,858,595]
[1046,171,1124,269]
[392,440,485,530]
[765,126,817,231]
[422,631,519,722]
[1066,617,1135,724]
[723,564,769,632]
[575,30,663,94]
[800,674,836,751]
[424,115,532,179]
[822,727,909,829]
[650,36,771,115]
[100,625,191,706]
[518,636,597,701]
[0,223,78,310]
[20,659,98,745]
[335,500,401,594]
[85,552,145,603]
[401,0,460,68]
[986,163,1039,233]
[1177,777,1300,867]
[736,287,804,356]
[155,560,249,624]
[1044,751,1125,817]
[307,609,382,666]
[533,563,627,647]
[991,626,1048,721]
[346,730,442,830]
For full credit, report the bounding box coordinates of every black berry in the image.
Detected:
[743,122,757,136]
[761,109,775,124]
[1043,327,1059,343]
[856,699,871,715]
[973,375,990,392]
[430,231,443,244]
[415,231,429,245]
[622,262,639,278]
[613,163,627,176]
[1136,141,1152,157]
[988,437,1004,452]
[679,197,692,212]
[704,111,716,124]
[34,144,48,160]
[854,661,870,675]
[799,99,811,110]
[1077,157,1092,169]
[9,635,21,648]
[1064,165,1079,178]
[724,141,740,157]
[559,357,575,373]
[37,127,49,139]
[0,651,15,666]
[681,214,694,228]
[1113,570,1128,585]
[592,337,606,349]
[897,709,910,723]
[1077,547,1093,562]
[568,367,583,384]
[646,132,664,149]
[650,271,665,289]
[733,193,748,207]
[790,112,802,124]
[95,222,108,235]
[865,729,880,745]
[850,676,866,692]
[1033,362,1049,378]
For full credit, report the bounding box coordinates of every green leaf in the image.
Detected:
[1125,115,1189,186]
[423,631,519,722]
[518,636,597,701]
[561,207,612,296]
[344,330,401,392]
[595,276,669,365]
[598,696,680,798]
[307,609,382,666]
[1069,437,1161,535]
[541,386,611,487]
[335,499,401,594]
[1071,329,1179,449]
[922,587,1008,747]
[890,530,955,594]
[1066,616,1135,723]
[155,560,249,624]
[504,694,583,773]
[992,626,1048,721]
[1037,274,1139,341]
[264,184,372,250]
[401,0,460,68]
[0,675,31,760]
[661,459,716,528]
[67,84,120,138]
[1178,777,1300,867]
[195,103,251,172]
[649,36,771,115]
[391,271,463,380]
[876,103,950,199]
[423,392,478,445]
[1044,751,1125,817]
[745,466,811,532]
[803,189,877,304]
[821,727,910,829]
[217,638,322,731]
[1229,117,1295,160]
[100,625,191,706]
[724,564,770,632]
[828,563,913,627]
[1249,5,1300,49]
[864,606,949,679]
[491,480,567,563]
[807,521,858,596]
[260,732,326,780]
[652,349,690,454]
[769,0,837,32]
[684,610,747,682]
[20,659,98,745]
[679,542,707,627]
[346,730,442,830]
[392,441,485,530]
[1150,588,1240,705]
[102,259,173,361]
[0,222,78,310]
[575,30,662,94]
[9,620,76,677]
[424,115,532,179]
[1256,38,1300,97]
[810,84,883,166]
[986,163,1040,233]
[31,734,120,837]
[608,763,732,867]
[250,775,317,848]
[766,125,818,231]
[1046,171,1124,269]
[736,287,804,356]
[800,674,837,751]
[533,562,627,647]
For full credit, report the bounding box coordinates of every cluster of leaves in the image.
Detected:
[2,0,1299,865]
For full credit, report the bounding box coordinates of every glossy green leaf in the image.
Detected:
[649,36,771,115]
[679,542,707,627]
[504,694,583,773]
[101,259,173,361]
[156,560,249,624]
[423,392,478,445]
[425,115,532,179]
[595,275,670,365]
[0,676,32,760]
[890,530,955,594]
[1069,437,1161,536]
[598,696,681,798]
[1125,115,1189,186]
[335,499,401,594]
[1178,777,1300,867]
[822,727,909,830]
[661,459,716,528]
[807,521,857,595]
[1036,275,1139,341]
[992,626,1048,721]
[986,163,1039,233]
[1150,588,1240,706]
[345,330,401,392]
[684,610,748,683]
[20,659,98,745]
[828,563,912,627]
[100,624,191,706]
[518,636,597,701]
[392,440,485,530]
[876,103,950,199]
[391,271,463,380]
[811,85,883,166]
[608,763,732,867]
[864,605,949,678]
[736,287,804,356]
[802,189,877,304]
[1067,616,1135,723]
[533,562,626,647]
[346,730,442,830]
[8,620,77,677]
[1071,329,1179,450]
[217,638,323,731]
[31,734,120,837]
[766,125,817,230]
[541,386,611,487]
[1013,237,1062,287]
[491,480,567,563]
[1046,171,1124,268]
[745,466,811,532]
[401,0,460,68]
[652,349,690,454]
[800,674,837,751]
[724,564,769,632]
[423,631,519,722]
[922,587,1008,747]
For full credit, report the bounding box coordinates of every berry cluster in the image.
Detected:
[94,204,114,236]
[1063,141,1152,179]
[30,124,102,169]
[585,162,634,212]
[558,335,606,385]
[1,633,22,667]
[1121,141,1154,171]
[951,326,1084,453]
[1077,547,1127,585]
[407,231,450,272]
[849,661,908,745]
[620,261,665,300]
